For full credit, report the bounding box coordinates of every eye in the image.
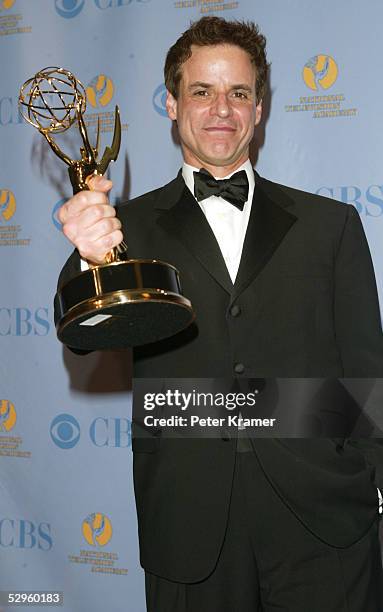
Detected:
[232,91,249,100]
[193,90,209,97]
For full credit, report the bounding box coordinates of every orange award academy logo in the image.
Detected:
[303,55,338,91]
[174,0,240,14]
[0,400,31,458]
[86,75,114,109]
[0,0,15,9]
[0,400,17,433]
[0,0,32,36]
[68,512,127,574]
[0,189,16,222]
[84,74,128,135]
[82,513,113,547]
[285,53,356,119]
[0,189,31,247]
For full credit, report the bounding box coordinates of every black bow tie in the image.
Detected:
[193,168,249,211]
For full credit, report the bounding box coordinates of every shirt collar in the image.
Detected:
[182,159,255,201]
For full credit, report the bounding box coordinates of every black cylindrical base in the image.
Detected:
[55,259,194,350]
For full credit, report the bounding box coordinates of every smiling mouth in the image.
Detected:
[204,126,236,133]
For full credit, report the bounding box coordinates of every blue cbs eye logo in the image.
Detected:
[52,199,65,231]
[55,0,85,18]
[152,83,168,117]
[52,198,66,232]
[50,414,81,449]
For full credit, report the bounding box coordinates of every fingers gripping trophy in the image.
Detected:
[19,67,194,350]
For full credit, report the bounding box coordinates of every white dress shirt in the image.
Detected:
[183,160,255,433]
[81,160,255,276]
[182,159,255,283]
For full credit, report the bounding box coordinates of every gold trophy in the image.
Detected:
[19,67,194,350]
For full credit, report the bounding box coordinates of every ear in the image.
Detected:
[166,91,178,121]
[255,100,262,126]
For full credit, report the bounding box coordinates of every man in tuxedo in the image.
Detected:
[57,16,383,611]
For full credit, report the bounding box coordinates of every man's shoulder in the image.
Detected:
[130,179,177,205]
[117,174,183,217]
[258,173,350,220]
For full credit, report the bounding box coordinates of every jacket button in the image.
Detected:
[234,363,245,374]
[230,304,241,317]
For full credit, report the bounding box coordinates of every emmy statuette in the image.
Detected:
[19,67,194,350]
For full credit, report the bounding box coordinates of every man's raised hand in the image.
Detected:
[57,175,123,265]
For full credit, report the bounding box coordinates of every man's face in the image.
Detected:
[166,44,262,176]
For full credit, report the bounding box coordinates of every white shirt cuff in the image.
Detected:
[80,258,89,271]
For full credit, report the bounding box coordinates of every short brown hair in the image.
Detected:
[164,16,268,102]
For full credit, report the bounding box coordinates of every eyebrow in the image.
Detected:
[188,81,253,92]
[188,82,213,90]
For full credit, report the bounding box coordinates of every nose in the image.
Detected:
[210,92,232,118]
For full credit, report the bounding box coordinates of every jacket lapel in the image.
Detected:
[155,170,297,299]
[156,172,233,294]
[232,174,297,301]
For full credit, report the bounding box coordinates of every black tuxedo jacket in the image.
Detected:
[56,171,383,583]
